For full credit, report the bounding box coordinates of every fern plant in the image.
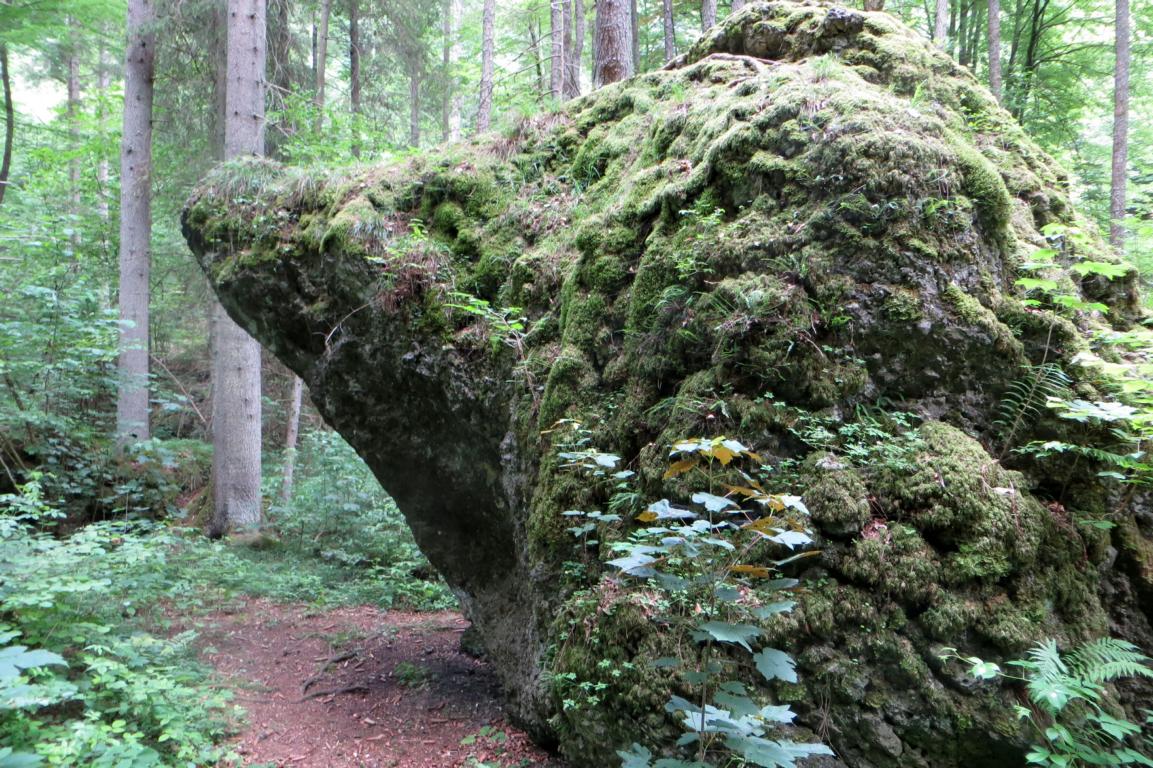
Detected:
[944,639,1153,767]
[996,362,1072,458]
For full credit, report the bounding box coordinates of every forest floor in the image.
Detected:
[184,598,567,768]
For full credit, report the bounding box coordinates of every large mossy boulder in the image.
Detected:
[183,3,1152,765]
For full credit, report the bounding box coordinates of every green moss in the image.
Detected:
[944,284,1025,360]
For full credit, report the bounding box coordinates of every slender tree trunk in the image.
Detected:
[595,0,634,85]
[1109,0,1129,248]
[662,0,676,61]
[529,20,546,98]
[477,0,495,131]
[66,25,81,246]
[630,0,640,72]
[864,0,885,10]
[732,0,746,12]
[702,0,717,30]
[934,0,949,46]
[97,43,110,224]
[349,0,361,157]
[280,375,303,503]
[116,0,156,445]
[267,0,291,157]
[987,0,1002,100]
[314,0,332,132]
[211,0,267,538]
[409,64,421,146]
[574,0,585,91]
[562,0,576,98]
[550,0,564,99]
[954,0,963,61]
[1,45,15,209]
[446,0,462,139]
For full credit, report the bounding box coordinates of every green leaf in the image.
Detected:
[751,601,796,619]
[691,492,738,513]
[1071,260,1130,279]
[691,622,764,652]
[754,648,798,683]
[0,646,66,681]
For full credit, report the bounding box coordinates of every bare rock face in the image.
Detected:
[184,3,1151,765]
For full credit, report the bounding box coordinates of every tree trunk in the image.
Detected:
[116,0,157,445]
[595,0,634,85]
[574,0,585,91]
[447,0,462,139]
[349,0,361,157]
[550,0,564,99]
[267,0,291,157]
[409,65,421,146]
[477,0,495,131]
[314,0,332,132]
[987,0,1001,100]
[280,375,303,502]
[732,0,746,12]
[560,0,574,98]
[934,0,949,46]
[529,20,546,98]
[864,0,885,11]
[662,0,676,61]
[0,44,14,209]
[97,43,110,225]
[1109,0,1129,248]
[702,0,717,30]
[66,26,81,246]
[211,0,267,537]
[630,0,640,72]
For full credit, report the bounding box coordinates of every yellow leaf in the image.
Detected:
[663,458,699,479]
[725,485,764,499]
[742,517,782,534]
[745,451,763,462]
[637,510,659,522]
[730,564,772,578]
[712,446,737,465]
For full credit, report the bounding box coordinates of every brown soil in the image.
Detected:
[193,598,566,768]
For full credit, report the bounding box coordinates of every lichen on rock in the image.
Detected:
[183,2,1151,765]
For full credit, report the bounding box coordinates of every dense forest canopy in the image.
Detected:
[1,0,1153,767]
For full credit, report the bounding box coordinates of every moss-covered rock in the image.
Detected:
[183,3,1150,765]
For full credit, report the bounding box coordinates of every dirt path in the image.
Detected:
[192,598,566,768]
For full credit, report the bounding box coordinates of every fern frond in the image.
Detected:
[1068,638,1153,683]
[996,363,1072,456]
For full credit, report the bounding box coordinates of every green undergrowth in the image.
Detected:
[0,431,455,767]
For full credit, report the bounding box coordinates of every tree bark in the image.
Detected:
[550,0,564,99]
[349,0,361,156]
[934,0,949,46]
[477,0,495,131]
[702,0,717,30]
[447,0,462,139]
[409,65,421,146]
[116,0,157,444]
[0,44,14,209]
[562,0,580,99]
[864,0,885,10]
[212,0,267,537]
[662,0,676,62]
[314,0,332,132]
[66,23,81,246]
[630,0,640,72]
[1109,0,1129,248]
[732,0,746,12]
[97,43,110,224]
[595,0,634,85]
[987,0,1001,100]
[574,0,585,92]
[280,375,303,502]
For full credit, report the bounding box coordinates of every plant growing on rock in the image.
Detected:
[558,430,832,767]
[943,639,1153,767]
